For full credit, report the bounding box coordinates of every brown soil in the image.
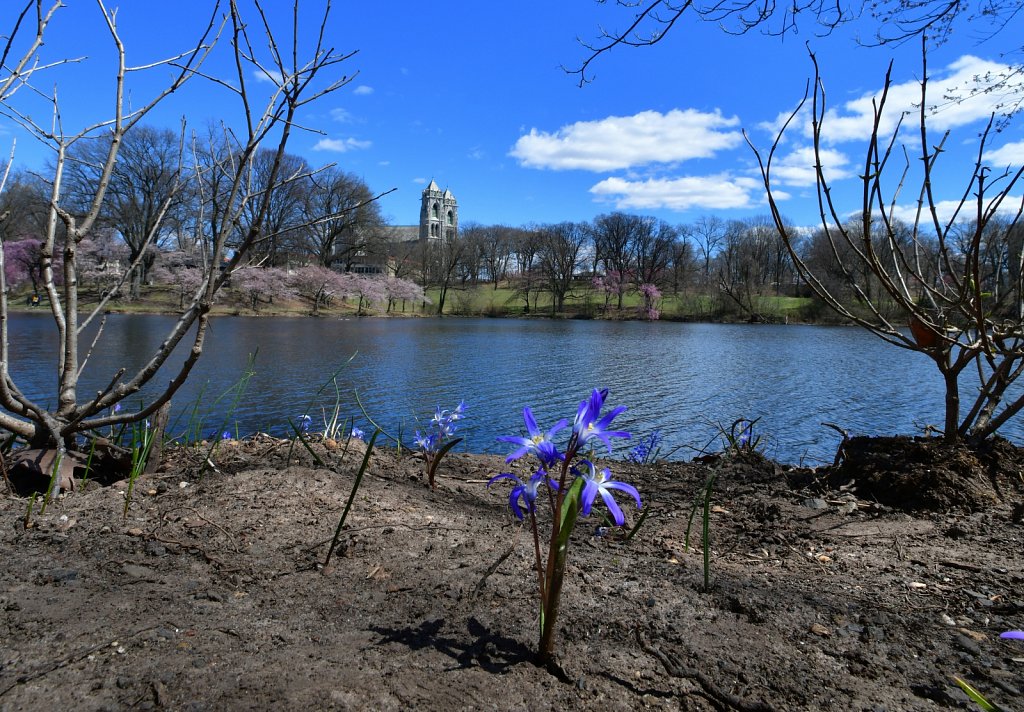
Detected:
[1,435,1023,711]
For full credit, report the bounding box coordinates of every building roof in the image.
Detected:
[382,225,420,243]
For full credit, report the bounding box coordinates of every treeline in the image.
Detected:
[0,124,390,306]
[2,124,1020,321]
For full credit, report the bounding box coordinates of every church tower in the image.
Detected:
[419,180,458,241]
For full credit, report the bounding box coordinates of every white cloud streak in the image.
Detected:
[589,175,762,211]
[815,56,1021,144]
[510,109,742,171]
[770,146,854,187]
[312,137,372,152]
[983,140,1024,168]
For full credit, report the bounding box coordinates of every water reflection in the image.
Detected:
[7,313,1020,464]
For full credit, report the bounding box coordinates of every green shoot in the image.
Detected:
[123,420,156,518]
[325,428,379,568]
[954,677,1005,712]
[290,419,326,468]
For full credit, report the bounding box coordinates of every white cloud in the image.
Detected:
[510,109,742,171]
[885,195,1024,225]
[330,108,353,123]
[252,68,283,85]
[770,146,854,187]
[353,85,374,95]
[812,55,1023,145]
[312,137,372,152]
[983,140,1024,168]
[589,174,761,211]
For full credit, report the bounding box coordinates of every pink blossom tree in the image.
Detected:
[593,269,627,310]
[3,238,43,292]
[348,273,388,316]
[384,276,428,313]
[231,267,294,313]
[638,283,661,321]
[289,265,346,315]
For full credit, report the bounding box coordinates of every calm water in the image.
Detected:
[7,313,1021,464]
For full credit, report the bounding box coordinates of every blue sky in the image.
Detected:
[2,1,1022,231]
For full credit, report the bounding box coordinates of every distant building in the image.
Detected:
[383,180,458,244]
[345,181,457,275]
[419,179,458,241]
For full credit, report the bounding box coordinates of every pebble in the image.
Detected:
[803,498,829,510]
[954,634,982,656]
[44,568,79,584]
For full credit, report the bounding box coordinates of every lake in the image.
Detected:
[7,313,1019,464]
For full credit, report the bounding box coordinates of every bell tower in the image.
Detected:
[419,180,458,241]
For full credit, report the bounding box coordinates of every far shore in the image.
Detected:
[5,283,861,326]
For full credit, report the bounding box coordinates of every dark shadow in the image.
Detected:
[370,616,534,674]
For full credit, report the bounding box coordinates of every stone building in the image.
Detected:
[418,179,458,241]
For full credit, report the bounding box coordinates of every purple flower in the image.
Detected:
[577,459,642,527]
[571,388,630,453]
[1001,631,1024,640]
[497,407,567,466]
[488,470,555,520]
[298,414,313,432]
[221,431,232,440]
[414,430,437,453]
[350,426,365,440]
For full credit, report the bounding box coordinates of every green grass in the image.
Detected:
[9,282,819,323]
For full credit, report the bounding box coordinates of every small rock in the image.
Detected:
[954,634,982,656]
[862,626,886,642]
[803,498,829,510]
[43,568,79,584]
[810,623,831,636]
[122,564,157,580]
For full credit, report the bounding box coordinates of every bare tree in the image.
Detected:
[296,165,385,269]
[687,214,726,285]
[61,125,186,298]
[424,232,466,315]
[572,0,1023,104]
[668,229,696,295]
[749,51,1024,443]
[236,148,309,267]
[536,221,588,314]
[592,212,642,308]
[0,1,354,463]
[479,224,514,289]
[632,217,676,287]
[510,226,544,313]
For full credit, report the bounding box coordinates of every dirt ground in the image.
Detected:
[1,434,1023,711]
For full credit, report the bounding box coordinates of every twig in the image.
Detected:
[636,630,777,712]
[0,625,162,697]
[473,540,518,599]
